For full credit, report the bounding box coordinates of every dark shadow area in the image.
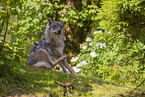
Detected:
[1,65,143,97]
[0,66,95,96]
[116,92,145,97]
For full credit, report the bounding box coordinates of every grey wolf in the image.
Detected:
[28,18,77,75]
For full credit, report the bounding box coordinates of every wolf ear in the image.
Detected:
[48,18,52,25]
[62,21,66,26]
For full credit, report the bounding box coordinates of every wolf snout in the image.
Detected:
[54,30,61,34]
[58,30,61,33]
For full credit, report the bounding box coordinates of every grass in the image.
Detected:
[0,65,144,97]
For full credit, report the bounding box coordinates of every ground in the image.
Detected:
[0,66,144,97]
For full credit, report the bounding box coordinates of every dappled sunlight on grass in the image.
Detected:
[0,66,144,97]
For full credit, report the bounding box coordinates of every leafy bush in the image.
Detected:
[73,30,145,85]
[73,0,145,85]
[99,0,145,43]
[0,41,27,78]
[0,0,144,86]
[0,0,100,78]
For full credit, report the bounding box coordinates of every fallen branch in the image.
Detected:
[54,76,75,97]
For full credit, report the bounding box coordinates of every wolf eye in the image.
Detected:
[60,25,63,28]
[53,25,56,28]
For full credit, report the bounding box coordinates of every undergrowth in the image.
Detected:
[0,65,144,97]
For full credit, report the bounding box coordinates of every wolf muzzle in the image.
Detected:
[54,30,61,34]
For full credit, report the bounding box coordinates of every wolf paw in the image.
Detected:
[61,55,66,60]
[62,55,66,58]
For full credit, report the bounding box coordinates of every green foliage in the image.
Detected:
[0,0,99,78]
[73,0,145,85]
[0,41,27,78]
[99,0,145,43]
[60,4,99,27]
[74,31,145,85]
[0,0,144,87]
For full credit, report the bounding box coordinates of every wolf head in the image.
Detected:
[44,18,66,48]
[45,18,66,35]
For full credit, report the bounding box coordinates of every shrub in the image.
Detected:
[74,30,144,85]
[73,0,145,85]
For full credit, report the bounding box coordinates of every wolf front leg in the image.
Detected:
[52,48,78,75]
[60,59,78,75]
[59,62,69,74]
[50,55,66,67]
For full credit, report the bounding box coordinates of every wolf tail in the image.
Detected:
[32,61,51,69]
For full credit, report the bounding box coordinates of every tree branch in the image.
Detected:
[0,20,4,34]
[0,6,9,60]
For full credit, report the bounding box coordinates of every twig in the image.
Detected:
[54,76,75,97]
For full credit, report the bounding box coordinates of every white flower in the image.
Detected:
[102,43,105,46]
[85,37,92,41]
[89,42,93,46]
[67,27,70,31]
[90,52,98,57]
[80,44,87,49]
[77,61,87,67]
[82,46,87,49]
[63,8,67,13]
[99,30,102,33]
[61,14,64,17]
[99,43,103,46]
[123,88,128,90]
[80,44,83,48]
[93,31,98,34]
[81,61,87,65]
[96,44,99,47]
[73,67,81,72]
[127,34,131,36]
[102,43,106,48]
[71,57,79,62]
[93,30,102,34]
[108,31,111,34]
[121,35,125,38]
[98,43,106,48]
[76,63,82,67]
